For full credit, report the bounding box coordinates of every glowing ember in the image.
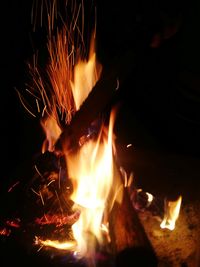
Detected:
[0,228,11,237]
[6,219,21,228]
[160,195,182,231]
[35,211,80,227]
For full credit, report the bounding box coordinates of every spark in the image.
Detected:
[33,52,37,70]
[15,89,36,118]
[81,0,84,38]
[8,181,20,193]
[68,45,75,58]
[36,98,40,113]
[116,78,120,90]
[47,179,55,186]
[37,245,44,252]
[42,105,47,117]
[39,191,45,206]
[73,3,81,31]
[31,188,40,197]
[126,143,132,148]
[34,165,43,178]
[25,88,40,99]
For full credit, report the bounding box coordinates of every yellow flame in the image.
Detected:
[70,35,102,111]
[66,109,117,257]
[160,195,182,231]
[35,236,76,250]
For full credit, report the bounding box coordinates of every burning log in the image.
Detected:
[109,185,158,267]
[55,50,135,153]
[48,46,158,264]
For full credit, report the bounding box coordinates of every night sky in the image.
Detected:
[1,0,200,196]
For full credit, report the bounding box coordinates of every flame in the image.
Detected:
[160,195,182,231]
[41,115,62,153]
[70,35,102,111]
[66,109,117,257]
[35,236,76,250]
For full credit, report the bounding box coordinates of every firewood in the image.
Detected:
[109,187,158,266]
[55,50,135,153]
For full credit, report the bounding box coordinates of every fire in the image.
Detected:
[27,0,116,257]
[20,0,119,260]
[66,109,117,257]
[160,195,182,231]
[33,108,120,258]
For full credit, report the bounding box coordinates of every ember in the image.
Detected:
[35,211,80,227]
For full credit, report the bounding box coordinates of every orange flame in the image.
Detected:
[160,195,182,231]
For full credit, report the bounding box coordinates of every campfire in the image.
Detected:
[1,1,200,267]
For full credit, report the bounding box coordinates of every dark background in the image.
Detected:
[1,0,200,199]
[1,1,40,183]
